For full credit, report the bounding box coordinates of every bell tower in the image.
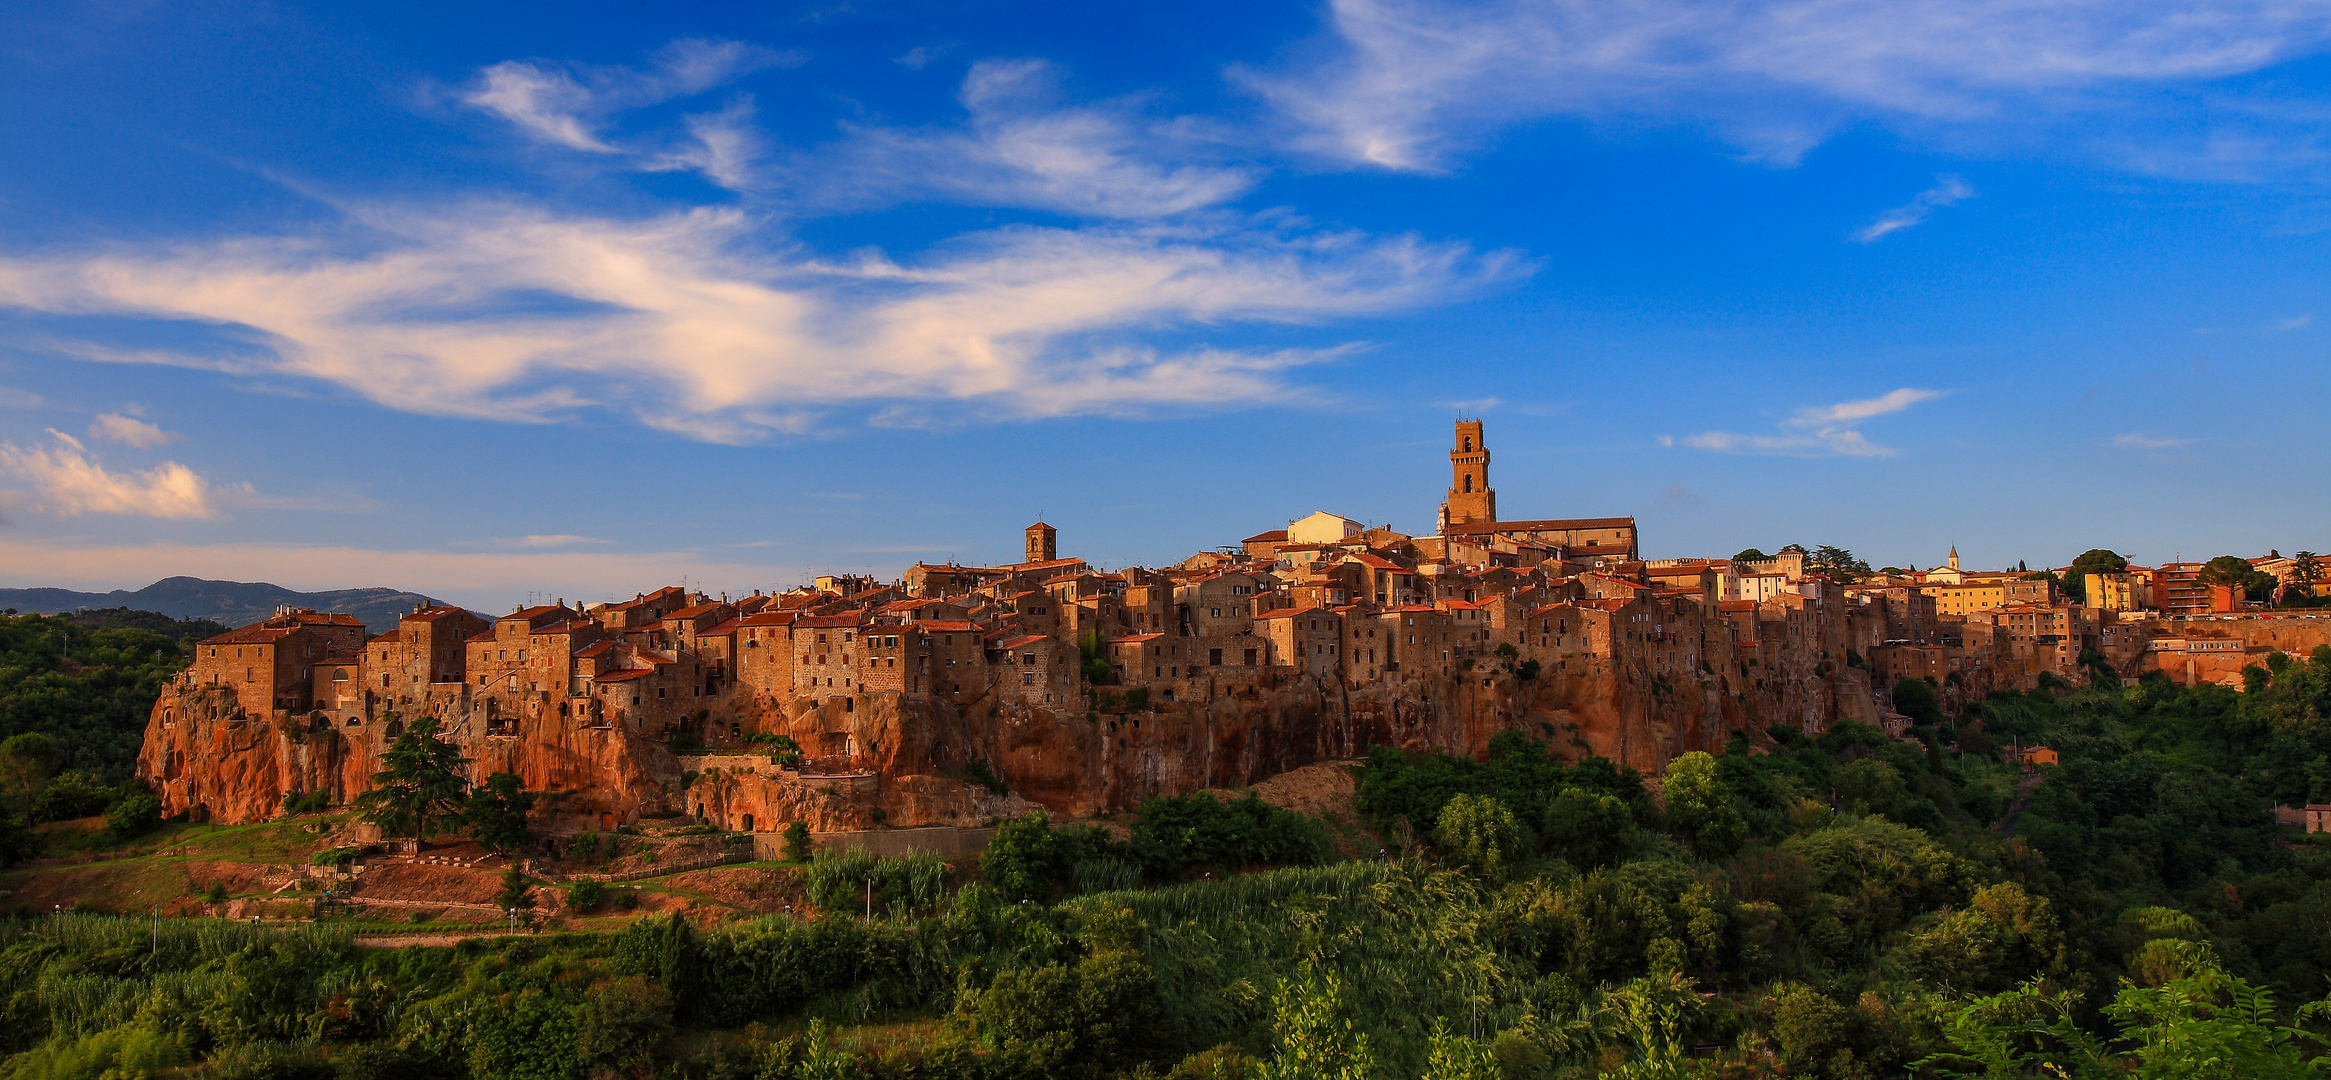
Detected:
[1439,419,1496,529]
[1024,521,1057,564]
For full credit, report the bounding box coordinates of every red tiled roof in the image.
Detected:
[574,641,616,658]
[1005,557,1085,572]
[368,629,403,644]
[271,610,366,627]
[1242,530,1290,544]
[993,634,1049,650]
[595,668,654,683]
[464,631,497,644]
[700,618,744,636]
[668,601,727,619]
[1109,633,1165,644]
[200,625,299,646]
[1441,516,1636,536]
[791,614,867,629]
[918,620,977,632]
[1255,606,1321,620]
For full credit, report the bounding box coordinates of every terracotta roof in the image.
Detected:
[1109,633,1166,644]
[201,625,299,646]
[574,641,616,658]
[791,614,868,629]
[993,634,1049,650]
[1346,554,1406,570]
[368,629,403,644]
[1255,606,1322,620]
[1441,516,1636,536]
[737,612,798,627]
[918,620,978,632]
[271,610,366,627]
[1005,557,1085,572]
[595,668,654,683]
[700,618,744,636]
[464,631,497,644]
[1718,600,1760,612]
[1242,530,1290,543]
[668,601,727,620]
[401,606,469,623]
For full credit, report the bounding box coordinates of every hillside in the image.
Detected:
[0,576,440,633]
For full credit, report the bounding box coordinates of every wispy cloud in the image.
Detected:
[2271,313,2312,331]
[1665,387,1944,457]
[0,430,215,518]
[0,203,1525,440]
[782,59,1260,219]
[1854,176,1975,242]
[2113,432,2196,449]
[458,39,797,188]
[0,387,41,410]
[501,534,612,548]
[87,411,173,448]
[1248,0,2331,171]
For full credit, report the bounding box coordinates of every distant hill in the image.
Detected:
[0,577,442,634]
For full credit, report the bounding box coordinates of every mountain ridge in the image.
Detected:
[0,576,443,634]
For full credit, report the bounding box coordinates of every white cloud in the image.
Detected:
[1854,176,1975,243]
[460,39,795,187]
[502,534,612,548]
[0,430,215,518]
[2113,432,2196,448]
[88,411,172,447]
[0,203,1522,440]
[0,387,41,409]
[1249,0,2331,170]
[790,59,1260,219]
[1669,387,1943,457]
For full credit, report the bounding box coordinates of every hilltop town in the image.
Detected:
[140,419,2331,837]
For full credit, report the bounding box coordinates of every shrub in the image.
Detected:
[807,847,947,917]
[568,878,607,913]
[31,772,113,822]
[1542,787,1631,869]
[495,867,534,911]
[1661,752,1745,859]
[1433,793,1527,881]
[982,812,1061,902]
[106,788,162,838]
[782,820,814,861]
[1130,793,1329,879]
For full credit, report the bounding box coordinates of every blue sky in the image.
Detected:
[0,0,2327,610]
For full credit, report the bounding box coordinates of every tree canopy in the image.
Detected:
[353,714,470,846]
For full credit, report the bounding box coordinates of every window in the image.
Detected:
[1210,649,1222,666]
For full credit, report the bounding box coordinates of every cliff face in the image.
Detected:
[140,618,1870,828]
[139,684,682,828]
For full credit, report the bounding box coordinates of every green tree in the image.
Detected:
[2294,551,2321,596]
[982,812,1061,901]
[1433,793,1528,881]
[105,785,161,838]
[1661,752,1745,859]
[1891,677,1945,727]
[574,975,672,1076]
[783,819,814,861]
[1833,760,1909,819]
[1809,545,1873,584]
[1542,787,1631,869]
[463,771,538,854]
[0,732,61,818]
[2062,549,2131,603]
[1255,965,1375,1080]
[1422,1020,1500,1080]
[2197,555,2279,604]
[1733,548,1772,563]
[353,714,470,848]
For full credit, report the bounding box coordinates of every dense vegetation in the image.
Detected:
[0,610,218,783]
[13,648,2331,1075]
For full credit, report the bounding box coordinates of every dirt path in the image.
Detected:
[354,930,535,948]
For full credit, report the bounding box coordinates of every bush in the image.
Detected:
[106,788,162,838]
[280,787,331,816]
[495,867,534,911]
[782,820,814,861]
[1433,793,1527,881]
[31,772,113,822]
[984,812,1062,902]
[807,847,947,917]
[1542,787,1631,869]
[568,878,607,913]
[1130,793,1329,880]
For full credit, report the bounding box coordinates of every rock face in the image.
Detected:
[140,685,681,828]
[140,602,1874,829]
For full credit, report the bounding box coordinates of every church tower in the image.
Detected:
[1439,419,1497,530]
[1024,521,1057,564]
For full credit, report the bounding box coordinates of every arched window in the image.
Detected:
[1463,436,1472,451]
[1464,475,1474,492]
[384,719,405,738]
